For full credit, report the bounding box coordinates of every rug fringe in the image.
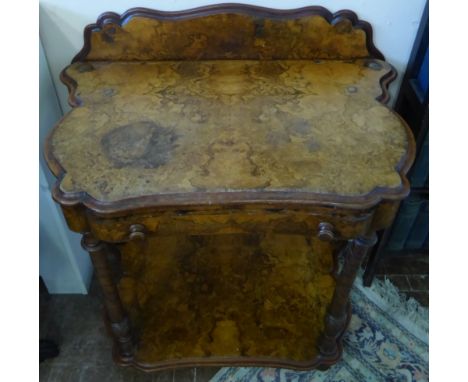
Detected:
[355,270,428,341]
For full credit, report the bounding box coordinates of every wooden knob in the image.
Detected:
[129,224,146,241]
[317,222,335,241]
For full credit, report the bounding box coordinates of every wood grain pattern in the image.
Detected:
[44,4,415,372]
[81,233,133,360]
[116,232,336,366]
[73,5,384,63]
[47,59,413,213]
[85,206,373,243]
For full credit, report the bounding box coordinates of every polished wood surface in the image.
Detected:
[73,5,384,63]
[48,59,411,210]
[44,4,415,372]
[117,232,336,366]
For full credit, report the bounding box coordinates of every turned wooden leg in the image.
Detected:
[81,232,134,361]
[362,229,388,286]
[319,232,378,357]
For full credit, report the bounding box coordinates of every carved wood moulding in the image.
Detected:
[72,4,385,63]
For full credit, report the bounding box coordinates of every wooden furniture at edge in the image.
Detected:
[45,4,415,372]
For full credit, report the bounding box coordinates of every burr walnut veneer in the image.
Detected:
[45,4,415,372]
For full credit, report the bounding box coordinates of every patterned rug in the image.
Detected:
[210,275,429,382]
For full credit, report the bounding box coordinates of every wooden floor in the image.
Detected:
[374,253,429,307]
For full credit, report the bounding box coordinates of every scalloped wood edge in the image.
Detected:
[71,4,385,64]
[44,115,414,216]
[45,76,414,215]
[44,4,415,216]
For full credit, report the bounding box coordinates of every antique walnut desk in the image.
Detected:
[45,4,415,372]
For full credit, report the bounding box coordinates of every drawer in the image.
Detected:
[86,207,374,243]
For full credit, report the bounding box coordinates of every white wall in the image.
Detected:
[40,39,93,294]
[39,0,426,111]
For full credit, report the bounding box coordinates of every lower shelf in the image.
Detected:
[115,232,338,369]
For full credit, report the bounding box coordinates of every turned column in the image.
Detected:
[81,232,133,361]
[319,232,378,357]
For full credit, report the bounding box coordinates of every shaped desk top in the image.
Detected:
[45,6,414,213]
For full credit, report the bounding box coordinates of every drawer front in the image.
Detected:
[86,207,374,243]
